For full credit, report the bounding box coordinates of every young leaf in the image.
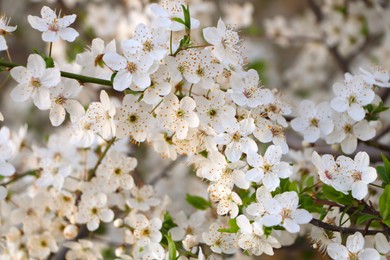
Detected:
[356,214,378,225]
[218,218,239,233]
[379,185,390,219]
[165,234,177,260]
[186,194,211,210]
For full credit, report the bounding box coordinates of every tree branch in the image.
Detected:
[310,218,390,235]
[0,60,113,87]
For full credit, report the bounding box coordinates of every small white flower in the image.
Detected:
[157,93,199,140]
[0,16,17,51]
[360,66,390,88]
[236,214,281,256]
[349,152,377,200]
[203,18,242,66]
[262,191,312,233]
[128,214,162,246]
[331,73,375,121]
[115,94,154,142]
[208,183,242,218]
[231,69,273,108]
[327,232,380,260]
[87,90,116,139]
[27,232,58,259]
[169,211,205,241]
[64,240,102,260]
[246,145,292,191]
[291,100,334,143]
[150,0,200,31]
[103,42,154,91]
[326,112,376,154]
[125,23,168,61]
[195,89,236,133]
[28,6,79,42]
[96,151,136,192]
[49,78,84,126]
[76,193,114,231]
[126,185,160,211]
[202,223,236,254]
[76,38,116,80]
[215,118,257,162]
[253,117,289,154]
[10,54,61,110]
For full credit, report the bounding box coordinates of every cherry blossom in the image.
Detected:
[0,16,17,51]
[28,6,79,42]
[327,232,380,260]
[10,54,61,110]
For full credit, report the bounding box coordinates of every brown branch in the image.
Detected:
[310,218,389,235]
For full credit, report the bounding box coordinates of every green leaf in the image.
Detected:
[162,211,177,233]
[383,219,390,228]
[181,4,191,30]
[172,17,186,26]
[44,56,54,68]
[165,234,177,260]
[379,185,390,219]
[378,154,390,187]
[186,194,211,210]
[356,214,377,225]
[218,218,239,233]
[322,185,354,205]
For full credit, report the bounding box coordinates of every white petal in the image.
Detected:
[113,70,133,91]
[0,161,15,177]
[27,54,46,77]
[59,27,79,42]
[99,209,114,222]
[0,186,7,200]
[351,181,368,200]
[33,88,51,110]
[346,232,364,254]
[348,103,365,121]
[42,30,59,42]
[358,248,380,260]
[283,219,300,233]
[40,68,61,87]
[27,15,47,32]
[49,104,66,126]
[327,243,349,259]
[236,215,252,234]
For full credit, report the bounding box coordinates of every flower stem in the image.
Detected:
[89,137,116,180]
[48,42,53,57]
[1,170,38,186]
[0,60,113,87]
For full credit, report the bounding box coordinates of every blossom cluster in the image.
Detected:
[0,0,389,259]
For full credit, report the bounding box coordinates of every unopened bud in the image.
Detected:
[114,219,124,228]
[63,224,78,240]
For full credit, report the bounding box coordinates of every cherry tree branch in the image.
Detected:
[310,218,390,235]
[0,60,113,87]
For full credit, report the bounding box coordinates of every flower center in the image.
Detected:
[208,109,217,117]
[176,109,185,118]
[343,124,353,134]
[348,95,356,105]
[143,41,154,52]
[31,78,42,89]
[55,95,67,105]
[232,132,241,142]
[94,54,105,68]
[126,62,138,73]
[49,18,59,32]
[351,171,362,181]
[310,118,319,127]
[128,114,138,123]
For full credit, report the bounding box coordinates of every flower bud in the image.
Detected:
[63,224,78,240]
[114,219,124,228]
